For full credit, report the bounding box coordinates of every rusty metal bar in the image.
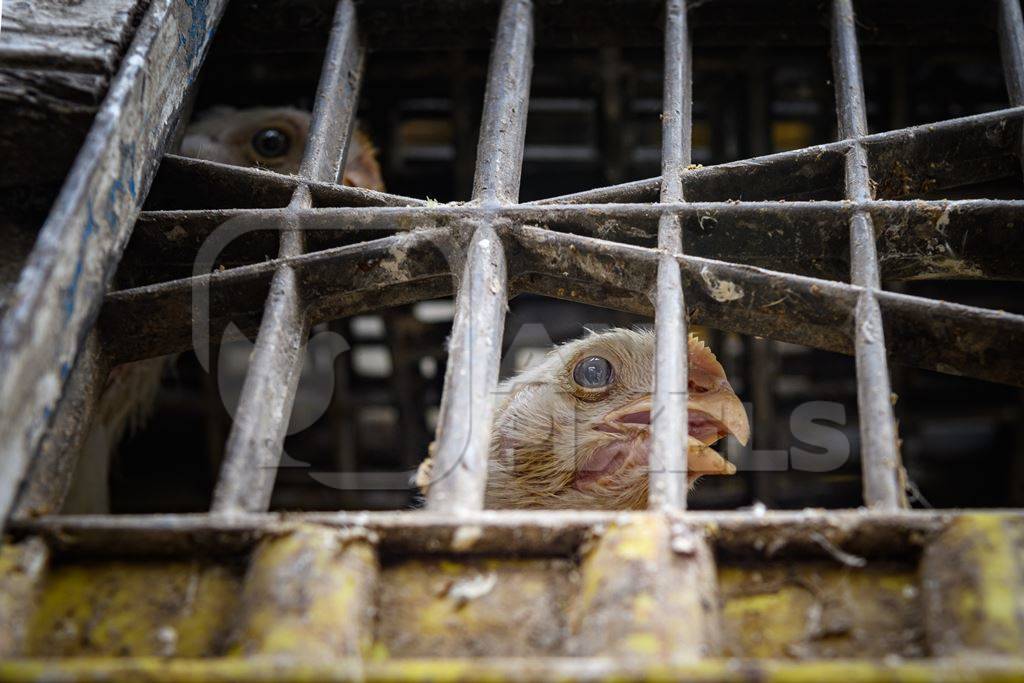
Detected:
[531,105,1024,205]
[997,0,1024,180]
[426,0,533,513]
[4,657,1024,682]
[212,0,365,513]
[146,154,425,211]
[6,509,957,559]
[470,1,534,205]
[10,333,110,519]
[998,0,1024,106]
[0,0,231,530]
[511,226,1024,388]
[121,198,1024,288]
[832,0,906,510]
[649,0,692,511]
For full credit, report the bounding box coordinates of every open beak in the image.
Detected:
[601,382,749,477]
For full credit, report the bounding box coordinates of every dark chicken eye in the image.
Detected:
[572,356,614,389]
[251,127,290,158]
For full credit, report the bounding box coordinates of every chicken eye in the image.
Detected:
[251,128,290,158]
[572,356,614,389]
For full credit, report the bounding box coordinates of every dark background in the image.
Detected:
[100,0,1024,512]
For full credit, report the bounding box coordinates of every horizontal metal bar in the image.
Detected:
[146,154,425,211]
[122,199,1024,286]
[102,228,454,363]
[649,0,692,511]
[511,226,1024,387]
[6,509,959,558]
[531,106,1024,205]
[4,657,1024,682]
[0,0,230,529]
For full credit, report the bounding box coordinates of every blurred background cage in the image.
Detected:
[9,0,1018,514]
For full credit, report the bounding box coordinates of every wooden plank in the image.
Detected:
[0,0,147,187]
[0,0,145,72]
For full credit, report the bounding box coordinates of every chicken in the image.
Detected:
[419,329,749,510]
[180,106,384,189]
[63,107,383,513]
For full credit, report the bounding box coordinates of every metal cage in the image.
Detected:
[2,0,1024,677]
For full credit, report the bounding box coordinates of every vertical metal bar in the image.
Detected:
[649,0,692,511]
[299,0,366,184]
[998,0,1024,106]
[746,49,776,506]
[427,0,532,513]
[470,0,534,206]
[997,0,1024,180]
[0,0,231,530]
[831,0,906,510]
[212,0,365,513]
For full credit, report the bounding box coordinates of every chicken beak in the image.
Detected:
[689,381,750,447]
[689,436,737,475]
[687,333,749,446]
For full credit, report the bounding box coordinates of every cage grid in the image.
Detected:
[2,0,1024,675]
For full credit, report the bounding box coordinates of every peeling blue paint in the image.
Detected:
[62,202,97,322]
[123,141,137,199]
[60,362,71,382]
[180,0,212,82]
[106,141,138,227]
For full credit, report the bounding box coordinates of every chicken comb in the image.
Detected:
[687,333,729,384]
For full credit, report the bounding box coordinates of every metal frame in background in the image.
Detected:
[4,0,1024,523]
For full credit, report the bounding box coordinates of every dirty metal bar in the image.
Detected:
[228,527,378,658]
[146,154,425,211]
[997,0,1024,179]
[426,0,532,513]
[649,0,692,511]
[512,227,1024,388]
[212,0,365,513]
[7,509,957,558]
[103,200,1024,364]
[998,0,1024,106]
[531,105,1024,205]
[0,0,230,530]
[11,334,109,519]
[0,537,49,657]
[123,199,1024,287]
[102,228,453,363]
[571,517,719,659]
[4,657,1024,682]
[832,0,906,510]
[212,197,311,514]
[297,0,366,184]
[471,0,533,205]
